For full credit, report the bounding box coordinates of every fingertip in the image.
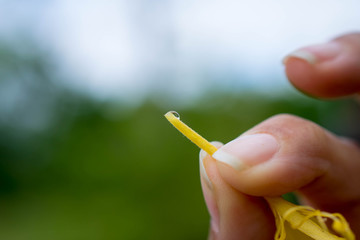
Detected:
[199,141,224,189]
[200,143,274,239]
[284,33,360,98]
[202,157,275,239]
[284,57,326,98]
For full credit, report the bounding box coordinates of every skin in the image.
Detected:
[200,32,360,239]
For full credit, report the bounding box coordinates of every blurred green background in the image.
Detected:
[1,41,359,240]
[1,1,360,240]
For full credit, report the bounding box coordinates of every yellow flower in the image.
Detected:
[164,111,355,240]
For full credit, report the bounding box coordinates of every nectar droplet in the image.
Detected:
[169,111,180,119]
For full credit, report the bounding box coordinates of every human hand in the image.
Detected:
[200,33,360,239]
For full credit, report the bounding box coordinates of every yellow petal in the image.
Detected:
[267,197,354,240]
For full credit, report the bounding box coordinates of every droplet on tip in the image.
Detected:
[169,111,180,119]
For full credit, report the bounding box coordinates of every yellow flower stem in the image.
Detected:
[164,111,354,240]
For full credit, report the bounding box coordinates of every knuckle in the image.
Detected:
[251,114,327,144]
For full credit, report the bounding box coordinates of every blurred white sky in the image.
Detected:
[1,0,360,101]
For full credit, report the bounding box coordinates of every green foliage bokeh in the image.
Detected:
[0,41,359,240]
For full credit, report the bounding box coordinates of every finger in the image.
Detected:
[284,32,360,98]
[211,114,360,233]
[200,143,275,240]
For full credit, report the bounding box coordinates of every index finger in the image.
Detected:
[284,32,360,98]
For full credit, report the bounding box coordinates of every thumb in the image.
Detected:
[212,114,360,221]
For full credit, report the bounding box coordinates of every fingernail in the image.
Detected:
[199,141,223,234]
[199,141,224,189]
[283,42,343,65]
[212,134,279,170]
[200,149,212,189]
[283,50,317,65]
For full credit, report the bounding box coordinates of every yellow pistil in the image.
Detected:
[164,111,355,240]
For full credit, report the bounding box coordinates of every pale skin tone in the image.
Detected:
[200,32,360,239]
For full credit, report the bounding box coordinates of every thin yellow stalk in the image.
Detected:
[164,111,217,155]
[164,111,355,240]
